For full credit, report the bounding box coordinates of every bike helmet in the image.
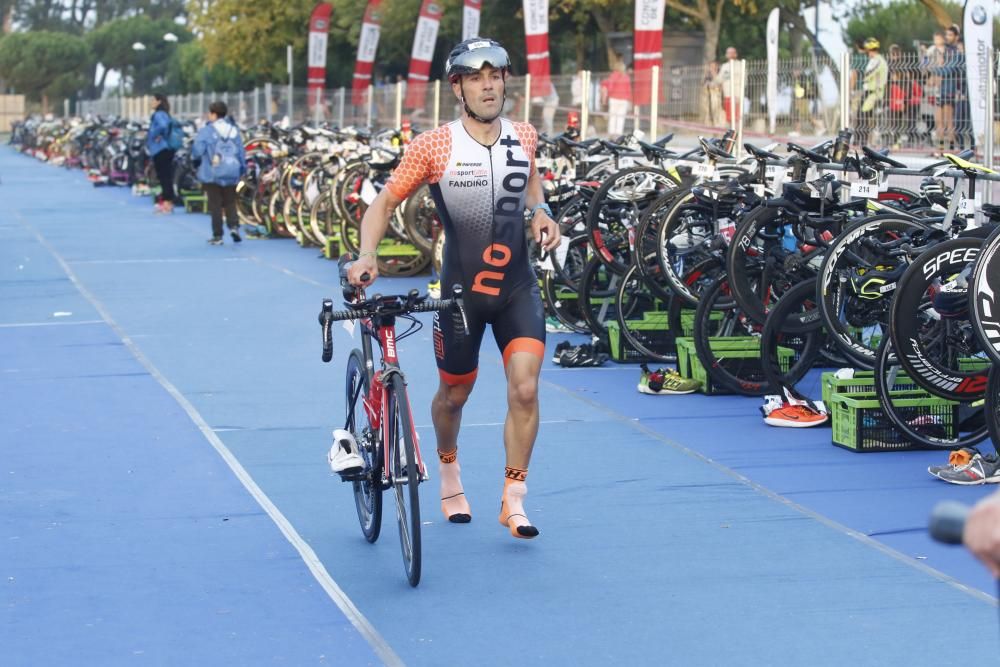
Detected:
[863,37,880,51]
[446,38,510,123]
[446,38,510,80]
[919,176,945,197]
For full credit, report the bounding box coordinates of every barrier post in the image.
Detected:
[580,70,590,140]
[985,47,995,203]
[366,84,374,127]
[395,80,403,129]
[433,80,440,128]
[649,65,659,140]
[524,74,531,124]
[840,52,850,131]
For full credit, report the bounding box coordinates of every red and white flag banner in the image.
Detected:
[405,0,444,109]
[307,2,333,110]
[463,0,481,41]
[352,0,383,105]
[632,0,664,105]
[522,0,551,98]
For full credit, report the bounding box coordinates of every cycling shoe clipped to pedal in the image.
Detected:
[329,428,364,476]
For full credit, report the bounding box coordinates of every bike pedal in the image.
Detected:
[337,470,365,482]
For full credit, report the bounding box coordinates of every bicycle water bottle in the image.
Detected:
[831,129,853,163]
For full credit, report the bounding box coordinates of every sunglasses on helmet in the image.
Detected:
[448,45,510,78]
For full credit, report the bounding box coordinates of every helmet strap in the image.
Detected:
[459,79,505,125]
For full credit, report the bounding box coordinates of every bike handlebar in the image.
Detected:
[319,283,468,363]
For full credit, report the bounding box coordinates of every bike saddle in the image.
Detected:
[944,152,996,174]
[698,136,733,160]
[861,145,907,169]
[744,143,781,161]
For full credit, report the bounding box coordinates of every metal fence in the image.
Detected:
[76,49,1000,161]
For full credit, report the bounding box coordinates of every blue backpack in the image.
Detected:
[166,118,185,151]
[207,124,242,186]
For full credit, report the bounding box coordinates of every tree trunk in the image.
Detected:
[590,7,620,69]
[42,93,49,115]
[919,0,955,29]
[703,16,719,65]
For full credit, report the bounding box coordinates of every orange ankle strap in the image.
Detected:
[438,449,457,464]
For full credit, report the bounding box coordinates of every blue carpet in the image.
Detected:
[2,145,997,666]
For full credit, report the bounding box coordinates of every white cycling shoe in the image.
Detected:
[328,428,364,475]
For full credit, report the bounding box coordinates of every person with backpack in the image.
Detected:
[191,101,247,245]
[146,93,183,214]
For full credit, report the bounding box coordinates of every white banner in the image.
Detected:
[358,21,380,63]
[411,15,440,62]
[964,1,994,144]
[635,0,665,30]
[463,0,481,41]
[523,0,548,35]
[308,32,328,69]
[766,8,779,135]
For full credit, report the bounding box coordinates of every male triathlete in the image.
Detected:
[348,38,559,539]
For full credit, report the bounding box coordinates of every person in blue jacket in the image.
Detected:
[191,101,247,245]
[146,93,179,213]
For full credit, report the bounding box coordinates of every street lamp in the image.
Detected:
[132,42,146,94]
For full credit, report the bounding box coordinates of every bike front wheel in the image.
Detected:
[388,374,422,587]
[346,349,382,543]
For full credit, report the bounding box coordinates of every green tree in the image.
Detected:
[88,15,192,95]
[0,30,90,110]
[842,0,962,51]
[175,39,259,93]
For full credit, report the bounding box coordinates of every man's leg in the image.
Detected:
[432,378,475,523]
[203,184,223,239]
[503,352,541,469]
[499,348,543,539]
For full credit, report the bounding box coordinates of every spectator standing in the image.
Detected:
[538,80,559,135]
[714,46,742,126]
[146,93,180,214]
[790,68,818,137]
[849,39,867,131]
[929,26,964,155]
[921,32,947,149]
[600,60,632,137]
[703,61,724,127]
[191,101,247,246]
[857,38,888,148]
[952,27,975,152]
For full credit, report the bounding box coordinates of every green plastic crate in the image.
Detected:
[607,311,674,363]
[958,357,992,372]
[676,336,791,395]
[820,370,916,408]
[830,390,959,452]
[181,189,207,213]
[679,308,722,338]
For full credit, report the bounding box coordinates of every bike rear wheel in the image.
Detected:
[388,374,421,587]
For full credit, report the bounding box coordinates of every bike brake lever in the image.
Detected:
[451,284,470,336]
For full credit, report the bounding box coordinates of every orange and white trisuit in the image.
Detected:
[386,117,546,385]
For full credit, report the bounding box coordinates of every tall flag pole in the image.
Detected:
[964,0,994,146]
[633,0,665,106]
[405,0,444,109]
[522,0,551,98]
[766,7,779,134]
[307,2,333,114]
[352,0,383,106]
